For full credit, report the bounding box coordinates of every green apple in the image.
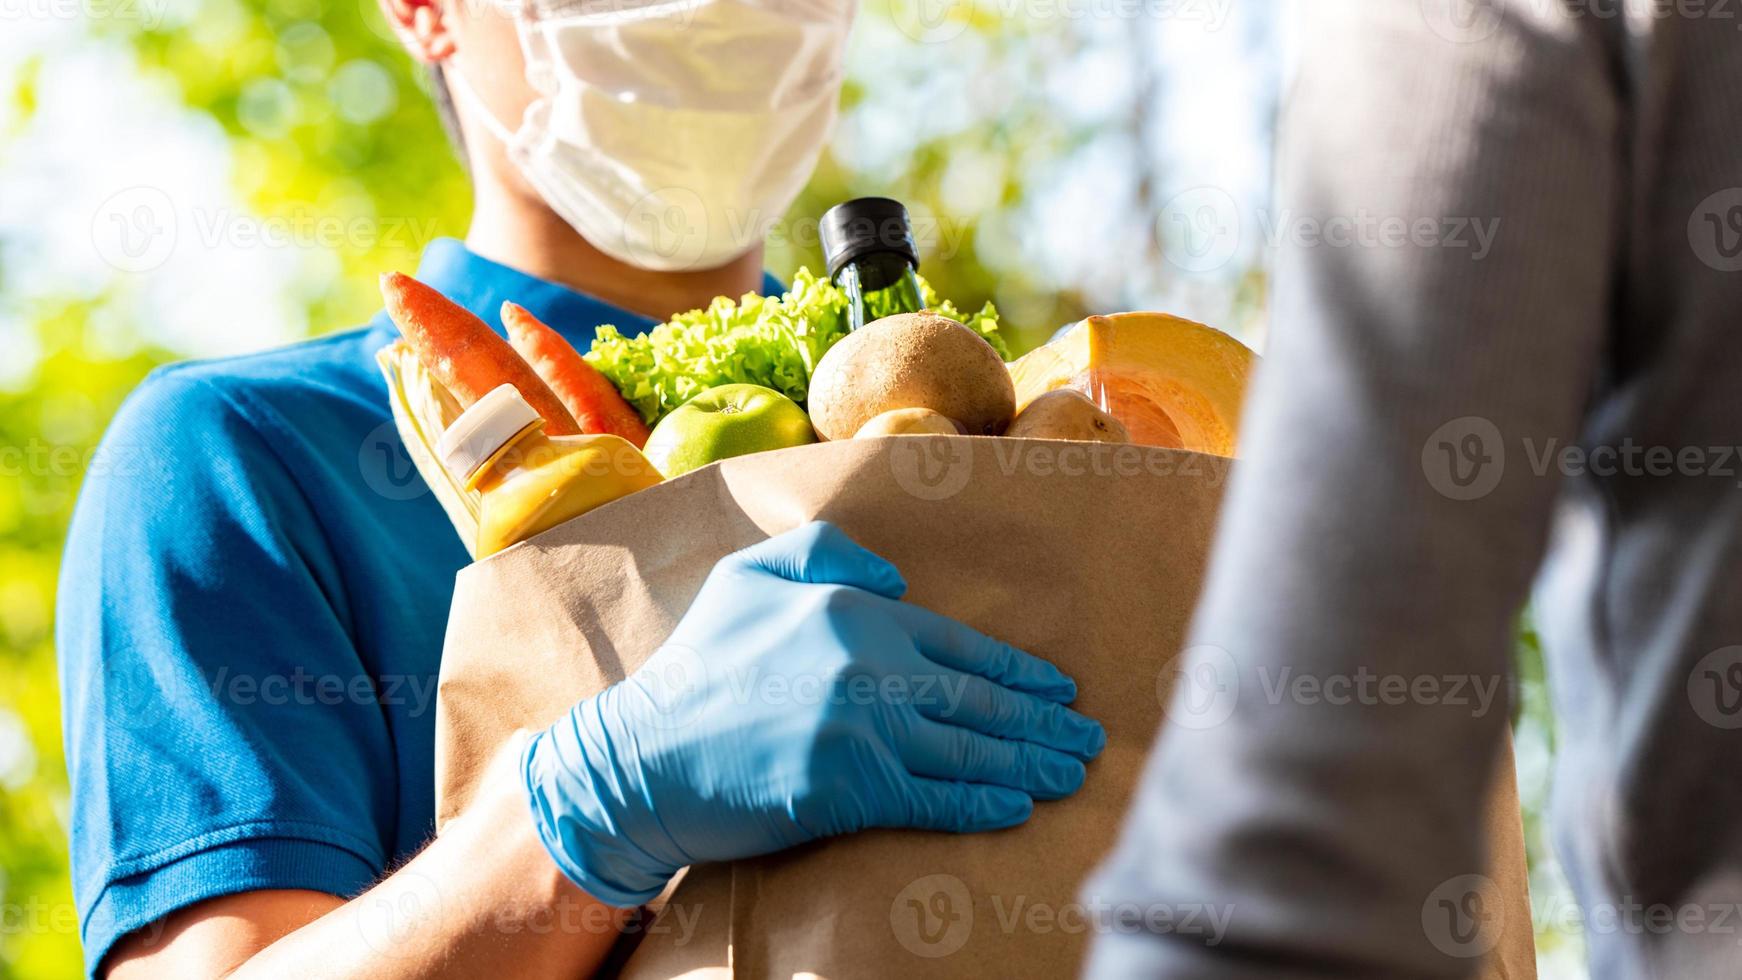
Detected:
[644,383,817,477]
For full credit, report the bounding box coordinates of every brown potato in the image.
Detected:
[1006,389,1131,443]
[853,407,966,438]
[808,313,1015,440]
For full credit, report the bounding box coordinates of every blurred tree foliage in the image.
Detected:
[7,2,474,972]
[0,334,167,978]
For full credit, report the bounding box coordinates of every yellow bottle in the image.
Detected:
[439,384,663,557]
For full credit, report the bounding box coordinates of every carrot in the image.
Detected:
[501,301,652,448]
[379,273,581,436]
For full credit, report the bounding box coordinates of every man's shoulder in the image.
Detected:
[126,323,389,426]
[105,323,396,464]
[79,322,405,538]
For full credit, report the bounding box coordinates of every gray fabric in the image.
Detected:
[1084,2,1742,978]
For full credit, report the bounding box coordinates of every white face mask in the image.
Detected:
[453,0,857,272]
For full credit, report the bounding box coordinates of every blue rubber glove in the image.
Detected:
[523,521,1106,907]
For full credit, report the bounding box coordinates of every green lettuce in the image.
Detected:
[587,268,1008,424]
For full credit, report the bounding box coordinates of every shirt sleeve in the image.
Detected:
[1084,2,1619,976]
[58,367,395,976]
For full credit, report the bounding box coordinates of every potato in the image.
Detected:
[809,313,1015,440]
[1006,389,1131,443]
[854,407,965,438]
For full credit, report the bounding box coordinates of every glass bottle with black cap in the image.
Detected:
[820,197,926,332]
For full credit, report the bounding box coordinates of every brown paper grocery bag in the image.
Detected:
[435,436,1535,978]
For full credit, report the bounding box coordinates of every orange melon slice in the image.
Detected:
[1007,312,1256,457]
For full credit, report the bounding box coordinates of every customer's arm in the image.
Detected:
[1086,1,1619,975]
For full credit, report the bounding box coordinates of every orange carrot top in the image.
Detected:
[379,272,581,436]
[501,301,652,448]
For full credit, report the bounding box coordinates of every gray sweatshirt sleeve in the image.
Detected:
[1084,2,1619,976]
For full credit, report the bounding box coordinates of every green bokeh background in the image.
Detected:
[0,2,1575,976]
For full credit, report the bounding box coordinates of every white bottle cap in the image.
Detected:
[438,383,541,483]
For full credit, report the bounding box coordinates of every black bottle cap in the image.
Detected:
[820,197,919,278]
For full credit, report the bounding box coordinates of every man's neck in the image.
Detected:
[464,183,767,323]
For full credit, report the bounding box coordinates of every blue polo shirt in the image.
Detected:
[57,239,779,975]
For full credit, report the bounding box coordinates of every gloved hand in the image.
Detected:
[523,521,1105,907]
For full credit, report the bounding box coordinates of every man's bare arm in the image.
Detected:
[106,744,629,979]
